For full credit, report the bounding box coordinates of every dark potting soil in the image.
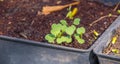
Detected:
[103,27,120,56]
[0,0,119,49]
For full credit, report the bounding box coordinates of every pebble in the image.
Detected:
[56,1,62,4]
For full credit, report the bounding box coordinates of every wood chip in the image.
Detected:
[42,1,80,15]
[19,32,28,38]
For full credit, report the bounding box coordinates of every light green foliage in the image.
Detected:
[56,37,65,44]
[45,18,86,44]
[66,6,73,19]
[76,27,85,34]
[65,36,72,43]
[60,20,68,25]
[66,11,73,19]
[67,6,72,11]
[73,18,80,25]
[61,25,67,32]
[74,27,86,44]
[74,34,79,39]
[56,36,72,44]
[45,34,55,43]
[65,25,76,35]
[51,24,62,37]
[66,7,78,19]
[77,38,85,44]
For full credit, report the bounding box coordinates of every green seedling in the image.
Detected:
[56,36,72,44]
[76,27,85,35]
[56,36,66,44]
[45,20,69,44]
[45,18,86,45]
[66,11,72,19]
[65,25,76,35]
[51,24,62,37]
[67,6,72,11]
[74,27,86,44]
[73,18,80,25]
[66,7,78,19]
[45,34,55,43]
[60,20,68,25]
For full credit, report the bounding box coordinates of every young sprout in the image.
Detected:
[45,18,86,45]
[66,11,72,18]
[60,20,68,25]
[67,6,72,11]
[65,36,72,43]
[66,7,78,19]
[65,25,76,35]
[73,18,80,25]
[74,27,86,44]
[56,36,66,44]
[74,34,85,44]
[51,24,62,37]
[76,27,85,35]
[45,34,55,43]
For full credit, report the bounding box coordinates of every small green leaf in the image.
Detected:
[52,24,57,29]
[51,24,62,36]
[60,20,68,25]
[61,25,67,32]
[74,34,85,44]
[73,18,80,25]
[65,36,72,43]
[52,24,62,30]
[56,36,66,44]
[45,34,55,43]
[51,29,60,37]
[67,6,72,11]
[74,34,80,39]
[65,25,76,35]
[56,38,63,44]
[76,27,85,34]
[66,11,73,19]
[77,38,85,44]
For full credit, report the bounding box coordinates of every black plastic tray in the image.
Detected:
[0,35,99,64]
[94,16,120,64]
[89,0,120,6]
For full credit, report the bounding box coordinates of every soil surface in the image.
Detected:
[0,0,120,49]
[103,27,120,56]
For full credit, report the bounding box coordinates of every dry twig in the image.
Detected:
[103,43,113,55]
[89,15,118,26]
[113,2,120,11]
[42,1,80,15]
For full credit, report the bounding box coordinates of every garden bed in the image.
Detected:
[0,0,120,49]
[103,27,120,56]
[93,16,120,64]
